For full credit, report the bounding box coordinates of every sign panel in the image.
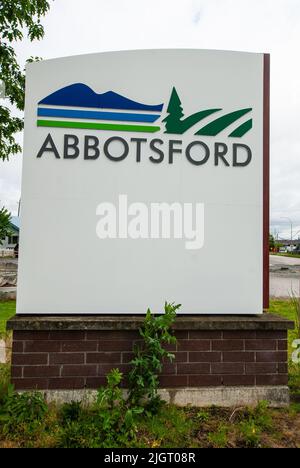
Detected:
[17,49,268,315]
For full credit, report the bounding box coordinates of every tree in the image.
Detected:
[162,87,184,133]
[0,0,52,161]
[0,206,11,244]
[269,233,275,251]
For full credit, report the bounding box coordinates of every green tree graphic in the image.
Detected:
[163,87,222,134]
[162,87,184,133]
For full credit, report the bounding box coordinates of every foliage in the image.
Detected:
[0,384,48,437]
[269,233,275,250]
[60,400,82,424]
[0,207,11,243]
[95,368,143,447]
[0,0,52,160]
[128,302,180,410]
[196,410,210,423]
[137,405,193,448]
[247,401,273,431]
[0,382,299,448]
[207,424,229,448]
[57,369,144,448]
[238,420,261,448]
[236,402,273,448]
[0,363,10,405]
[0,299,299,447]
[57,418,100,448]
[289,403,300,415]
[55,304,180,446]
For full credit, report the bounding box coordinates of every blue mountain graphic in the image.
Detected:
[38,83,163,112]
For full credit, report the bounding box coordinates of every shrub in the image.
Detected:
[196,410,210,423]
[251,401,273,431]
[0,363,10,405]
[57,418,100,448]
[207,424,229,448]
[238,420,261,448]
[95,368,143,447]
[0,385,48,437]
[128,302,180,410]
[60,400,82,423]
[237,401,273,448]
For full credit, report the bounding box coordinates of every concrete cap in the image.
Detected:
[7,313,294,331]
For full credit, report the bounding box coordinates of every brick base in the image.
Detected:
[7,314,294,392]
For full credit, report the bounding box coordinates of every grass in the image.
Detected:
[271,252,300,259]
[0,301,15,337]
[268,299,300,397]
[136,405,194,448]
[0,400,298,448]
[269,299,298,348]
[127,402,300,448]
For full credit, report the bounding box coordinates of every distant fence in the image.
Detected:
[0,249,14,258]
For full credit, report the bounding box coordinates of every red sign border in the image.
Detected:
[263,54,270,309]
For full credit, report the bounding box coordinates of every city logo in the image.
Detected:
[37,83,253,137]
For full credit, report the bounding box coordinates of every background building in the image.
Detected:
[0,216,20,251]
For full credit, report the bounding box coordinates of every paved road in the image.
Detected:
[270,255,300,266]
[270,255,300,298]
[0,257,17,265]
[270,276,300,298]
[0,257,17,300]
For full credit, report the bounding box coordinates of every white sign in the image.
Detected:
[17,49,267,315]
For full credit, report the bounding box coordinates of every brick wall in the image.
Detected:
[11,329,288,391]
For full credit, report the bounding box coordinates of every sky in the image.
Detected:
[1,0,300,240]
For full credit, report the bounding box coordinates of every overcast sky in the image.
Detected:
[1,0,300,239]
